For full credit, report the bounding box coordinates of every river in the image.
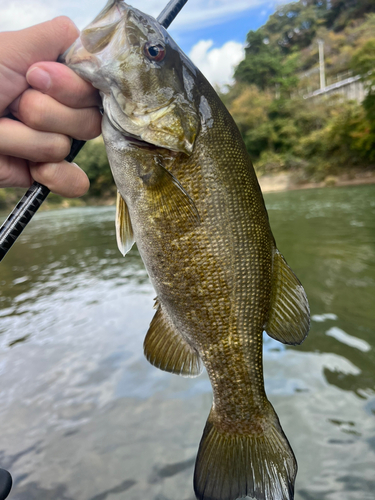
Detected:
[0,184,374,500]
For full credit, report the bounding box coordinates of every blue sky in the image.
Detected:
[0,0,282,88]
[170,2,276,54]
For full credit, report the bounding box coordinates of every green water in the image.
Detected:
[0,184,374,500]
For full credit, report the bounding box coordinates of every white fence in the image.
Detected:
[303,74,366,102]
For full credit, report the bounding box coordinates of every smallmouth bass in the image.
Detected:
[63,2,310,499]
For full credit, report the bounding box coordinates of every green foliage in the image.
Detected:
[226,0,375,180]
[351,38,375,83]
[350,37,375,128]
[234,31,284,90]
[75,137,115,198]
[325,0,375,31]
[265,2,322,52]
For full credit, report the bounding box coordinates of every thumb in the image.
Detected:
[0,16,79,115]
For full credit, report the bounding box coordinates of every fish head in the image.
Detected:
[62,0,199,154]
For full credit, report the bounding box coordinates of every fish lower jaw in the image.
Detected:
[120,130,174,153]
[122,133,158,150]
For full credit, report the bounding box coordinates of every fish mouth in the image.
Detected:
[124,134,156,149]
[122,132,178,156]
[122,132,167,152]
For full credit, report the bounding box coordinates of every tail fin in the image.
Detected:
[194,407,297,500]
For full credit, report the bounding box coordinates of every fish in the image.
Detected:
[62,2,310,499]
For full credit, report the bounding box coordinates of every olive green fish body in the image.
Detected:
[105,77,272,403]
[64,3,310,499]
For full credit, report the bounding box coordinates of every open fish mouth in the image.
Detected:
[122,133,159,150]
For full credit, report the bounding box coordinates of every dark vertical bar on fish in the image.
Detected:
[0,0,190,262]
[0,139,85,262]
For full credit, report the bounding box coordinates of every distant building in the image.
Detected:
[303,74,366,102]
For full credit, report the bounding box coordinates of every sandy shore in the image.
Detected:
[258,170,375,193]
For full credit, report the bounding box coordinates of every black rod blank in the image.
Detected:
[157,0,188,28]
[0,469,12,500]
[0,139,85,262]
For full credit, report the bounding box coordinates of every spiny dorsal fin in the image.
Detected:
[265,249,310,345]
[144,298,202,377]
[116,191,135,256]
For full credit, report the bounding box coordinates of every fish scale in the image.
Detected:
[63,2,310,499]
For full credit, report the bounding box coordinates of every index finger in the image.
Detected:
[27,61,101,108]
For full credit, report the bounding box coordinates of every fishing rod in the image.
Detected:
[0,470,11,500]
[0,3,189,499]
[0,0,188,263]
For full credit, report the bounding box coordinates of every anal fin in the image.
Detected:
[144,299,202,377]
[265,249,310,345]
[116,191,135,256]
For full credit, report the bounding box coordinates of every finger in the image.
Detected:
[26,62,102,108]
[0,117,71,163]
[0,17,80,114]
[0,155,32,188]
[30,160,90,198]
[1,17,79,72]
[10,89,101,140]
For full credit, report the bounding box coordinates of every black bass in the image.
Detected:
[63,2,310,499]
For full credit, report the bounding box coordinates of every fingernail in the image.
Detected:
[26,67,51,92]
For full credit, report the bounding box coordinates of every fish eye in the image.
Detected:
[144,42,166,62]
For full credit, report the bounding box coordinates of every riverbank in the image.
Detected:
[258,169,375,193]
[1,168,375,214]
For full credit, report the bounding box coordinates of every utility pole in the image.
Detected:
[318,39,326,89]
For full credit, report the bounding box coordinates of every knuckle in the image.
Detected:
[53,16,78,35]
[0,156,29,187]
[52,16,79,43]
[18,91,46,130]
[77,110,102,140]
[34,162,57,185]
[68,173,90,198]
[0,157,12,185]
[40,135,71,162]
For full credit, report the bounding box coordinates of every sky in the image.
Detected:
[0,0,281,89]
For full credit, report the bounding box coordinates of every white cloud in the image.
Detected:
[189,39,244,91]
[0,1,57,32]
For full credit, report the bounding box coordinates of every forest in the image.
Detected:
[1,0,374,208]
[224,0,375,181]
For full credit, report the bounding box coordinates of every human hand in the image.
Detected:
[0,17,102,197]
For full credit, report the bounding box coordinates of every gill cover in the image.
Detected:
[70,0,200,154]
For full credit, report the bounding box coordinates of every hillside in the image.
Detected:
[223,0,375,184]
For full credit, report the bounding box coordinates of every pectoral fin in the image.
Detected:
[265,249,310,345]
[144,163,200,228]
[144,298,202,377]
[116,191,135,256]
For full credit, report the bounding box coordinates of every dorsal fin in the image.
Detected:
[265,249,310,345]
[144,298,202,377]
[116,191,135,256]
